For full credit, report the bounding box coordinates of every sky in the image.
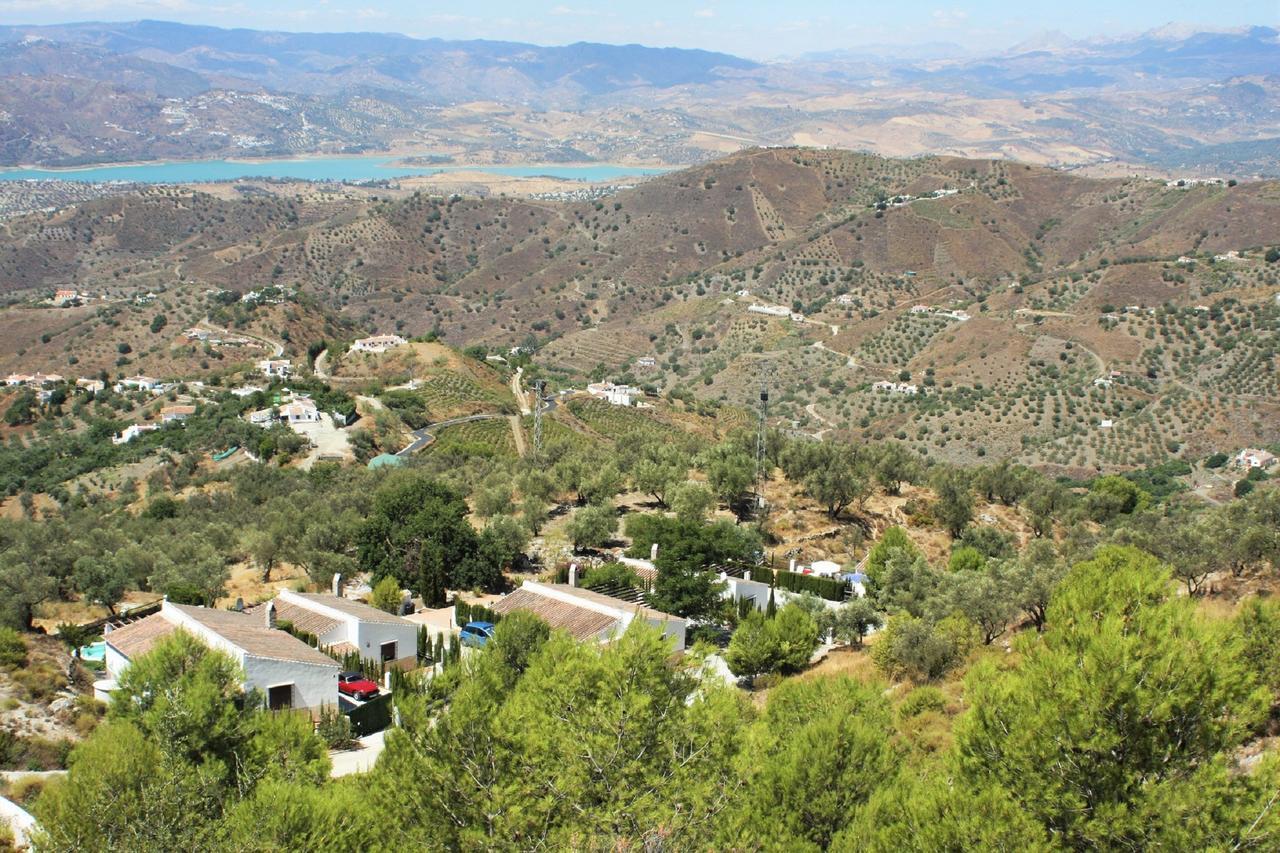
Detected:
[0,0,1275,58]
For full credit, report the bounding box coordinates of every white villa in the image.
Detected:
[492,581,686,651]
[249,586,418,670]
[351,334,407,354]
[258,359,292,378]
[102,601,342,714]
[586,382,639,407]
[112,423,160,445]
[1236,448,1278,470]
[872,381,919,395]
[115,375,161,394]
[280,398,322,424]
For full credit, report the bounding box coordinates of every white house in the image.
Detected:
[747,304,791,318]
[160,404,196,423]
[872,381,919,395]
[102,601,341,714]
[115,375,161,394]
[252,587,418,670]
[492,581,686,651]
[76,378,105,394]
[280,398,322,424]
[1236,449,1278,470]
[350,334,407,354]
[111,423,160,445]
[248,407,276,426]
[586,382,638,407]
[258,359,292,378]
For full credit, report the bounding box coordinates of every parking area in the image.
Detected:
[292,414,353,469]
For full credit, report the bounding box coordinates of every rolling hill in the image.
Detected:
[0,148,1276,473]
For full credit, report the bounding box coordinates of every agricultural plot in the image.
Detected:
[857,312,955,368]
[566,398,693,448]
[415,373,514,419]
[424,418,517,459]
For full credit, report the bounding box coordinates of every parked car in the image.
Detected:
[460,621,496,648]
[337,671,380,701]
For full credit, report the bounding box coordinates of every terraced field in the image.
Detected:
[565,398,696,448]
[857,312,956,369]
[416,373,515,419]
[424,418,518,459]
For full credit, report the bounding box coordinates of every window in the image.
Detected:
[267,684,293,711]
[380,641,397,662]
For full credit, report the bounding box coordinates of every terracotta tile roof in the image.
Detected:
[166,603,340,668]
[539,583,680,624]
[491,589,619,640]
[246,599,341,638]
[287,593,411,625]
[104,612,177,660]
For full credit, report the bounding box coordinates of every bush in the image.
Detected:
[898,685,947,719]
[0,628,26,669]
[581,562,642,592]
[871,615,975,682]
[316,705,357,750]
[774,570,846,601]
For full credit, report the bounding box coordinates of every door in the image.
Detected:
[380,641,397,662]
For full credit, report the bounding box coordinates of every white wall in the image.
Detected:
[244,655,339,713]
[721,575,771,612]
[353,621,419,668]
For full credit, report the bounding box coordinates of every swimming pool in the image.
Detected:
[78,641,106,662]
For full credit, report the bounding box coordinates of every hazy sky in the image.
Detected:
[2,0,1275,58]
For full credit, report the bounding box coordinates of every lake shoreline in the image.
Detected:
[0,153,676,184]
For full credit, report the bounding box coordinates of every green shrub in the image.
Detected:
[898,685,947,719]
[0,628,26,669]
[316,705,357,750]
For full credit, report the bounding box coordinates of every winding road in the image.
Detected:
[396,413,508,457]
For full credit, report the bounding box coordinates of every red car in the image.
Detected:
[337,671,379,701]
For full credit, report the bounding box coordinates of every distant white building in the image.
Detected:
[76,378,105,394]
[748,304,791,318]
[115,375,161,394]
[872,381,919,395]
[636,356,657,368]
[586,381,638,407]
[103,601,341,715]
[248,407,276,427]
[111,423,160,445]
[160,404,196,423]
[280,398,321,424]
[350,334,407,354]
[1236,449,1278,470]
[492,581,686,651]
[230,384,264,398]
[258,359,292,378]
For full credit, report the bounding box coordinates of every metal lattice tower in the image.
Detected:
[532,379,546,458]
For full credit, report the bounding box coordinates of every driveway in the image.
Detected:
[329,729,386,778]
[292,414,353,469]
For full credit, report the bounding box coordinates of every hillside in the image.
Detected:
[0,148,1276,472]
[0,21,1276,174]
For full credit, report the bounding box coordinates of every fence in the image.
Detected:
[346,693,392,737]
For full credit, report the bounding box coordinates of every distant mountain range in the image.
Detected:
[0,20,1275,174]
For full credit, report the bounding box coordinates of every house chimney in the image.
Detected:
[331,573,343,597]
[265,602,277,629]
[788,558,796,573]
[232,597,245,612]
[650,542,659,561]
[568,563,578,587]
